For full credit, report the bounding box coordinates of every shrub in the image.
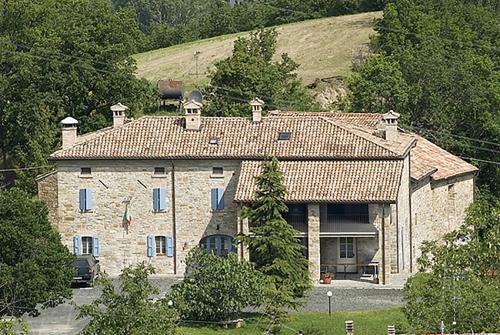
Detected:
[169,247,265,322]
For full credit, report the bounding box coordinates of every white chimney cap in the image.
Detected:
[111,103,129,112]
[60,117,78,125]
[383,110,400,120]
[184,100,203,108]
[250,97,264,106]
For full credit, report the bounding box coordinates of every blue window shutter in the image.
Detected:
[79,189,85,211]
[215,236,222,256]
[226,236,232,253]
[147,235,154,257]
[217,188,225,209]
[153,189,159,211]
[211,188,218,210]
[85,189,93,210]
[92,236,100,257]
[159,188,167,211]
[74,235,81,255]
[166,236,173,257]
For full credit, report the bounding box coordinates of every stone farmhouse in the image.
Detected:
[37,100,477,285]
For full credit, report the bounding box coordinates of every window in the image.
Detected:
[200,235,233,256]
[209,137,218,145]
[154,167,166,175]
[79,188,93,212]
[81,236,93,255]
[339,237,354,259]
[147,235,173,257]
[278,132,291,140]
[80,167,91,175]
[211,188,225,210]
[448,184,456,199]
[212,167,223,176]
[153,188,167,211]
[155,236,166,255]
[327,204,368,224]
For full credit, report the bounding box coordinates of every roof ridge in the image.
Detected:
[319,117,402,156]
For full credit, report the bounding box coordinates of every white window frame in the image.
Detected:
[81,236,93,255]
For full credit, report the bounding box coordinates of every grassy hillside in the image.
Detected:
[134,11,381,89]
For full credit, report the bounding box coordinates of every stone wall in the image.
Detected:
[51,159,240,276]
[307,204,321,281]
[411,173,474,267]
[36,171,58,223]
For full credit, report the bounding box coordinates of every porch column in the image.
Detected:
[307,204,321,282]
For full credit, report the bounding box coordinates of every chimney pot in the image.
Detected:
[250,97,264,122]
[381,110,400,141]
[60,117,78,149]
[111,103,128,128]
[183,100,202,131]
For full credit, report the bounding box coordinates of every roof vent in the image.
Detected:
[278,132,291,141]
[209,137,218,145]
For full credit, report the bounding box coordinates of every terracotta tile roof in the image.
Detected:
[273,111,477,181]
[50,116,413,160]
[410,134,477,181]
[235,160,403,203]
[272,111,383,128]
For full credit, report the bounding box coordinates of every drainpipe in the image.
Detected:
[171,161,177,275]
[381,205,386,285]
[409,154,413,273]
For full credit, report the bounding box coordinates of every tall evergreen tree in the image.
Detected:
[237,157,311,313]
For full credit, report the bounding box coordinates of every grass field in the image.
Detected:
[178,308,408,335]
[134,11,381,90]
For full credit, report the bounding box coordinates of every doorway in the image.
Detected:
[337,237,357,273]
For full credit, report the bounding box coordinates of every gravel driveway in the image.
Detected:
[24,278,404,335]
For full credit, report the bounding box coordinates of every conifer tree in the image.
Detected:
[237,157,311,314]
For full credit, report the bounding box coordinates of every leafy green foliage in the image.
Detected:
[237,157,311,314]
[77,263,177,335]
[169,247,264,322]
[347,0,500,197]
[403,196,500,333]
[0,319,28,335]
[0,189,73,317]
[204,29,318,117]
[0,0,156,191]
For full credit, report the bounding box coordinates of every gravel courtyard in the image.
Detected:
[24,278,404,335]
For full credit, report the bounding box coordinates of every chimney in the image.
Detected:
[183,100,202,131]
[382,110,400,141]
[111,103,128,128]
[250,97,264,122]
[60,117,78,149]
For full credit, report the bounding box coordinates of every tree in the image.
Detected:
[169,247,264,322]
[77,263,177,335]
[347,0,500,197]
[204,29,318,117]
[0,0,156,192]
[237,157,311,314]
[0,189,73,317]
[403,196,500,333]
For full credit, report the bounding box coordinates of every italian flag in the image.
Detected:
[124,205,132,226]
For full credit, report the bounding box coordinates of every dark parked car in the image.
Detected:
[72,255,100,286]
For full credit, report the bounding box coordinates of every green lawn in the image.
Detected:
[178,308,408,334]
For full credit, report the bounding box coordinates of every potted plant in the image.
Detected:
[323,273,333,284]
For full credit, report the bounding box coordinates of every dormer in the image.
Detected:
[111,103,128,128]
[60,117,78,149]
[382,110,400,141]
[250,97,264,123]
[184,100,203,131]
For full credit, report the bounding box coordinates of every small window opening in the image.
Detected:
[81,167,91,175]
[154,167,166,175]
[209,137,218,145]
[212,167,223,175]
[155,236,166,255]
[81,236,93,255]
[278,132,291,140]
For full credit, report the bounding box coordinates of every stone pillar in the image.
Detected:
[307,204,320,282]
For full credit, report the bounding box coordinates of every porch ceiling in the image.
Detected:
[235,160,403,203]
